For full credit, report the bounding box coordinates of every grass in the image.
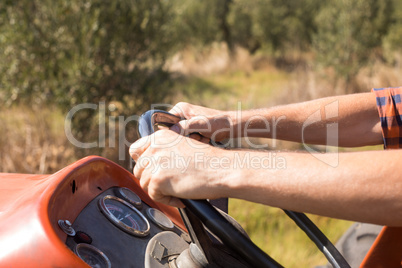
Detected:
[205,69,289,109]
[170,68,290,110]
[0,105,76,174]
[229,199,352,267]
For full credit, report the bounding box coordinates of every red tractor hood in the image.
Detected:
[0,156,184,267]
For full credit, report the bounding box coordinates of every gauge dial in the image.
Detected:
[116,187,142,209]
[146,208,174,230]
[75,243,111,268]
[99,195,150,237]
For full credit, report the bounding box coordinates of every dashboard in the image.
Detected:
[62,186,190,268]
[0,155,250,268]
[0,156,190,267]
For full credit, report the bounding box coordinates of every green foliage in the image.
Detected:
[255,0,322,53]
[0,0,178,140]
[227,0,323,55]
[173,0,323,55]
[2,0,402,110]
[382,0,402,64]
[2,0,402,163]
[383,23,402,65]
[313,0,393,85]
[171,0,231,49]
[227,0,260,54]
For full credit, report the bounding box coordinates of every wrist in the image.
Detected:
[228,109,277,139]
[205,148,242,198]
[224,111,241,138]
[215,149,257,199]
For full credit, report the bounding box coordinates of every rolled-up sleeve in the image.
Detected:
[372,87,402,149]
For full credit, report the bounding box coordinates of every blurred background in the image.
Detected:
[0,0,400,266]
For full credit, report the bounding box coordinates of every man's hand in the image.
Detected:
[169,102,234,141]
[129,129,229,207]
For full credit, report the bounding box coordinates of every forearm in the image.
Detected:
[227,92,382,147]
[219,149,402,226]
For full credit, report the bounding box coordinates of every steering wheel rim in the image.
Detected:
[181,199,282,267]
[137,109,350,268]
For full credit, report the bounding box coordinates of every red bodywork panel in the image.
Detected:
[1,155,401,267]
[360,226,402,267]
[0,156,184,267]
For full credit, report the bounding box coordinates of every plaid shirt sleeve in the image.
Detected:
[372,87,402,149]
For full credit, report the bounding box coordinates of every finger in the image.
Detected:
[133,156,150,180]
[129,136,152,161]
[166,197,185,208]
[152,129,186,148]
[139,173,150,193]
[171,125,210,143]
[150,189,185,208]
[168,102,187,118]
[189,133,211,144]
[200,136,211,144]
[137,163,153,193]
[176,116,211,137]
[188,133,203,141]
[170,123,182,134]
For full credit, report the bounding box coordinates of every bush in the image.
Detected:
[313,0,393,92]
[0,0,180,165]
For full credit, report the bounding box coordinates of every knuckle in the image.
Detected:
[176,101,189,108]
[139,178,148,189]
[133,166,140,179]
[175,102,190,114]
[153,129,171,139]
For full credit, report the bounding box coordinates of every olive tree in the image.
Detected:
[313,0,393,92]
[0,0,180,165]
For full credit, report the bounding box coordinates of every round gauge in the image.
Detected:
[99,195,150,237]
[146,208,174,230]
[75,243,111,268]
[116,187,142,209]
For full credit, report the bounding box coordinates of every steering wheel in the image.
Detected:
[138,109,350,268]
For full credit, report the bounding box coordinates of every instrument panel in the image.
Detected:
[61,187,190,268]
